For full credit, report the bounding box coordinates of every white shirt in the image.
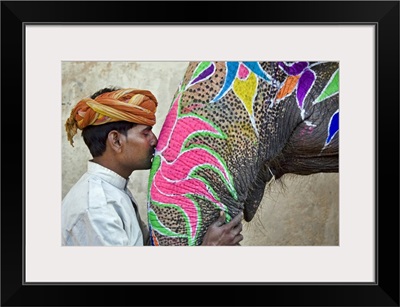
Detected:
[62,161,149,246]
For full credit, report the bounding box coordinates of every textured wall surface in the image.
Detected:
[62,61,339,246]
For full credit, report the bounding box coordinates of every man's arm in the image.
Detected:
[201,211,244,246]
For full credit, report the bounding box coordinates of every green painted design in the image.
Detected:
[150,199,205,245]
[315,69,339,103]
[147,155,160,196]
[184,194,207,244]
[181,114,237,200]
[192,61,211,79]
[148,206,191,239]
[185,145,238,201]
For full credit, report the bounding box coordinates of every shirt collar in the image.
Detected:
[87,161,130,190]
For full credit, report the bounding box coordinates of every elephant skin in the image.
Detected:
[147,61,339,246]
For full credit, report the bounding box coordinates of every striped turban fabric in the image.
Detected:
[65,88,158,146]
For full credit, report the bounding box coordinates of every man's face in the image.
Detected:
[121,124,158,171]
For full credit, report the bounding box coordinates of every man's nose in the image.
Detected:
[150,134,158,147]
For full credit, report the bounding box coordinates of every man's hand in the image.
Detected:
[201,211,244,246]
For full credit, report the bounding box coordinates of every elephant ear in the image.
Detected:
[244,163,274,222]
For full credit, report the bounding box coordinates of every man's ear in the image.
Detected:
[107,130,123,152]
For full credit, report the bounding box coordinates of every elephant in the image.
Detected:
[147,61,339,246]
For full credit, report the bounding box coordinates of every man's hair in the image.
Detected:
[81,87,136,157]
[90,87,119,99]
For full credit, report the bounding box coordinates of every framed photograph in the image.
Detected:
[2,1,399,306]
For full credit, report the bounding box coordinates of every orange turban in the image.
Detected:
[65,88,158,146]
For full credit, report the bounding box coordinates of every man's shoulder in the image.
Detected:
[63,173,129,210]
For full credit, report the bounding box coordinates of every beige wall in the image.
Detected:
[62,62,338,246]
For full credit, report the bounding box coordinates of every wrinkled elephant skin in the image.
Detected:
[147,61,339,246]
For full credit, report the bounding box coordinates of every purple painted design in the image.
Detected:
[191,64,215,85]
[278,62,309,75]
[296,69,315,109]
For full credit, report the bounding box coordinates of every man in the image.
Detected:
[62,87,243,246]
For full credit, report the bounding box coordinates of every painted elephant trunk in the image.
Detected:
[147,61,339,245]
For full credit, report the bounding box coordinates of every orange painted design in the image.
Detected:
[276,75,300,100]
[151,229,159,246]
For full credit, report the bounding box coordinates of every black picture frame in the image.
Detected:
[2,1,399,306]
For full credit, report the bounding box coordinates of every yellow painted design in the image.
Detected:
[232,72,257,117]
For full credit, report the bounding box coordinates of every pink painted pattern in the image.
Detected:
[149,93,233,242]
[238,63,250,79]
